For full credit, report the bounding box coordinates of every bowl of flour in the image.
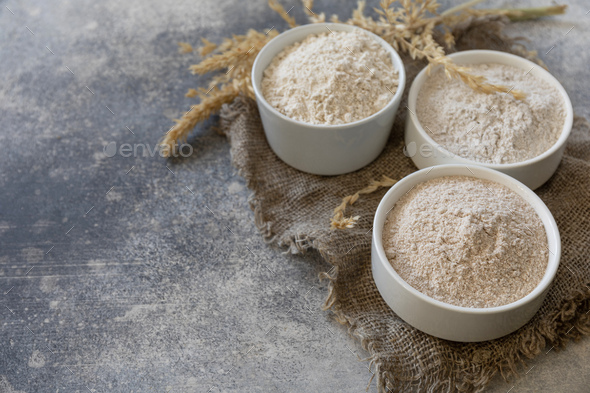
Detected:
[251,23,405,175]
[405,50,573,190]
[371,165,560,342]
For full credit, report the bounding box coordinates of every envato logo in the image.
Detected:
[103,142,194,158]
[403,141,471,159]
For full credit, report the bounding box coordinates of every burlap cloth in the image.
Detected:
[219,17,590,392]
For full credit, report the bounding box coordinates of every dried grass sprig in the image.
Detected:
[188,31,261,75]
[302,0,326,23]
[160,28,278,155]
[185,88,198,98]
[177,42,193,53]
[376,0,526,100]
[268,0,298,28]
[397,36,527,100]
[160,85,240,157]
[331,176,397,230]
[198,38,217,56]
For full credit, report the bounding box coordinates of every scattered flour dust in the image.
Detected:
[382,176,548,308]
[28,350,46,368]
[416,63,566,164]
[0,375,26,393]
[261,29,398,125]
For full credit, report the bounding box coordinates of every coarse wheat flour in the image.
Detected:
[416,63,566,164]
[382,176,548,308]
[261,30,398,125]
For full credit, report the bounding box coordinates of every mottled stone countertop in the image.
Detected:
[1,0,588,392]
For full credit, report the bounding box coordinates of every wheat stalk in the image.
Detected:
[160,85,239,157]
[331,176,398,230]
[177,42,193,53]
[160,28,278,155]
[268,0,298,28]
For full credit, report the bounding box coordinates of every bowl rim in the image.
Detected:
[372,164,561,315]
[251,22,406,130]
[406,49,574,168]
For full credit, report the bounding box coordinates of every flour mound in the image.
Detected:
[261,29,398,125]
[417,63,566,164]
[382,176,548,308]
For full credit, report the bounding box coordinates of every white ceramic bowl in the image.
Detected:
[405,50,573,190]
[371,165,561,342]
[252,23,406,176]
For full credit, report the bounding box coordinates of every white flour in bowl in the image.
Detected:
[261,29,398,125]
[382,175,548,308]
[416,63,566,164]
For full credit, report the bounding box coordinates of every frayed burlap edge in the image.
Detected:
[321,268,590,392]
[222,97,324,255]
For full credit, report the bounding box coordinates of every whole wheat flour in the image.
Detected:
[261,30,398,125]
[382,175,548,308]
[416,63,566,164]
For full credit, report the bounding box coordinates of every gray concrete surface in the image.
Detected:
[0,0,588,392]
